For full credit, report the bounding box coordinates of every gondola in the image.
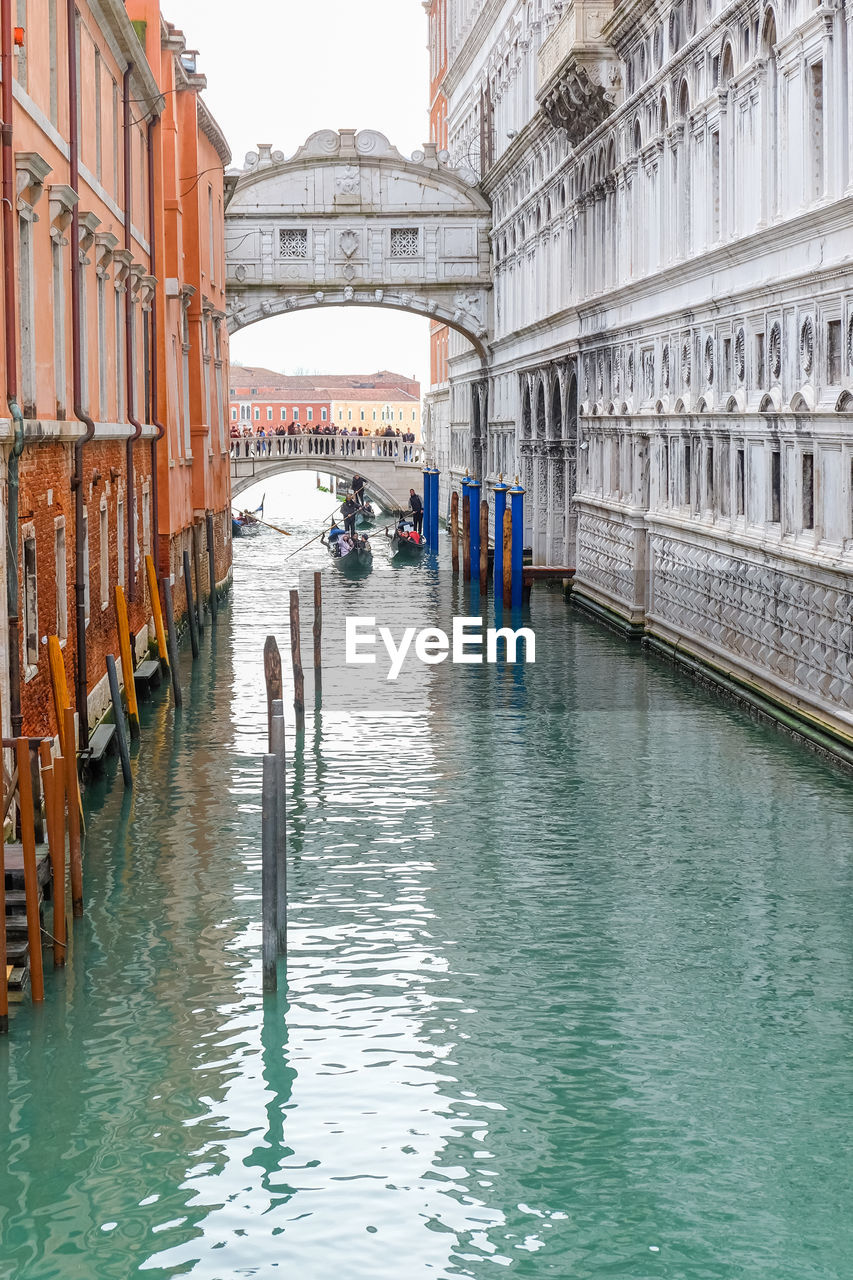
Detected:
[324,527,373,572]
[232,495,265,537]
[387,520,426,557]
[355,500,377,528]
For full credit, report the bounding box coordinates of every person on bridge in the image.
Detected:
[341,494,359,537]
[409,488,423,535]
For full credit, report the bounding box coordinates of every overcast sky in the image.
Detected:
[164,0,432,391]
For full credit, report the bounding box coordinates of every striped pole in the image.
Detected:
[429,468,440,551]
[510,480,525,609]
[461,476,471,581]
[493,478,508,604]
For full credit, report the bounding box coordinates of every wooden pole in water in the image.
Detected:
[479,499,489,594]
[261,753,278,992]
[114,585,140,740]
[503,508,513,603]
[264,635,283,742]
[183,549,200,660]
[161,578,183,708]
[192,521,205,635]
[16,737,44,1002]
[106,654,133,788]
[0,754,6,1031]
[270,698,287,955]
[39,742,66,967]
[289,589,305,733]
[206,512,218,622]
[450,490,459,575]
[64,707,83,918]
[145,554,169,670]
[313,572,322,702]
[462,483,471,581]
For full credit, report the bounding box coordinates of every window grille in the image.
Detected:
[279,229,308,259]
[390,228,420,258]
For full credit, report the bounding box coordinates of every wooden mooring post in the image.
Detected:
[289,589,305,733]
[479,500,489,594]
[38,741,66,968]
[183,549,200,660]
[0,776,6,1032]
[261,753,278,992]
[503,508,513,604]
[161,577,183,708]
[16,738,44,1002]
[206,512,218,623]
[64,707,83,918]
[313,572,322,702]
[114,585,140,740]
[106,654,133,788]
[450,490,459,575]
[192,522,205,635]
[264,635,283,742]
[145,555,169,671]
[270,698,287,955]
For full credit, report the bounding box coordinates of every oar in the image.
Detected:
[282,500,350,562]
[254,515,292,536]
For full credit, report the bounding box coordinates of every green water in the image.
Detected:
[2,478,853,1279]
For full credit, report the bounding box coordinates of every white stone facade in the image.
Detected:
[424,0,853,746]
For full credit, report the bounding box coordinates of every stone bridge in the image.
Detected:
[224,130,492,357]
[230,434,426,511]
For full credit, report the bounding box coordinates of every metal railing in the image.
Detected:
[230,433,424,465]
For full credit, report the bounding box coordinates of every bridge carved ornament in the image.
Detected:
[224,130,493,357]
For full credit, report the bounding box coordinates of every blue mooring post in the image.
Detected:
[468,476,481,587]
[422,467,431,543]
[429,469,440,551]
[493,478,508,605]
[510,480,524,609]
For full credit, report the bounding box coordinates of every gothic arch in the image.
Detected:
[535,379,547,439]
[549,376,562,439]
[521,380,532,438]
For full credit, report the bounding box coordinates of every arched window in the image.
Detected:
[660,95,669,133]
[678,78,690,118]
[536,382,546,437]
[720,41,735,84]
[633,119,642,153]
[549,380,562,439]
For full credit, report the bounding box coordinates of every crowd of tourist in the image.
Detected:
[229,421,420,461]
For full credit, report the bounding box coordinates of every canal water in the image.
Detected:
[2,475,853,1280]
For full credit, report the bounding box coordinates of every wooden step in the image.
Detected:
[88,722,117,764]
[3,843,52,891]
[133,658,162,697]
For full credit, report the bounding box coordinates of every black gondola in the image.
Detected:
[387,520,426,557]
[324,527,373,572]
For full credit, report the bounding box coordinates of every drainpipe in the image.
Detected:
[123,67,143,603]
[147,116,165,570]
[67,0,95,746]
[1,0,24,736]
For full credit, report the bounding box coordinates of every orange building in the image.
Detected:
[0,3,231,744]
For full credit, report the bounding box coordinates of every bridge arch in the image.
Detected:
[224,130,493,357]
[230,448,419,512]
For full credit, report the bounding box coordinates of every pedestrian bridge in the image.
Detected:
[230,434,425,510]
[224,130,492,356]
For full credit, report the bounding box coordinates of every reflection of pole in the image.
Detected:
[161,578,183,708]
[429,469,440,551]
[493,479,508,604]
[270,698,287,957]
[468,477,480,588]
[510,481,525,609]
[422,467,431,544]
[261,754,278,992]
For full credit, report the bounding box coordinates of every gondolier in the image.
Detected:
[352,473,366,509]
[341,494,359,536]
[409,488,423,535]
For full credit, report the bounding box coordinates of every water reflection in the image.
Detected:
[1,473,852,1279]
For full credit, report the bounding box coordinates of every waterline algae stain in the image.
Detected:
[1,484,853,1279]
